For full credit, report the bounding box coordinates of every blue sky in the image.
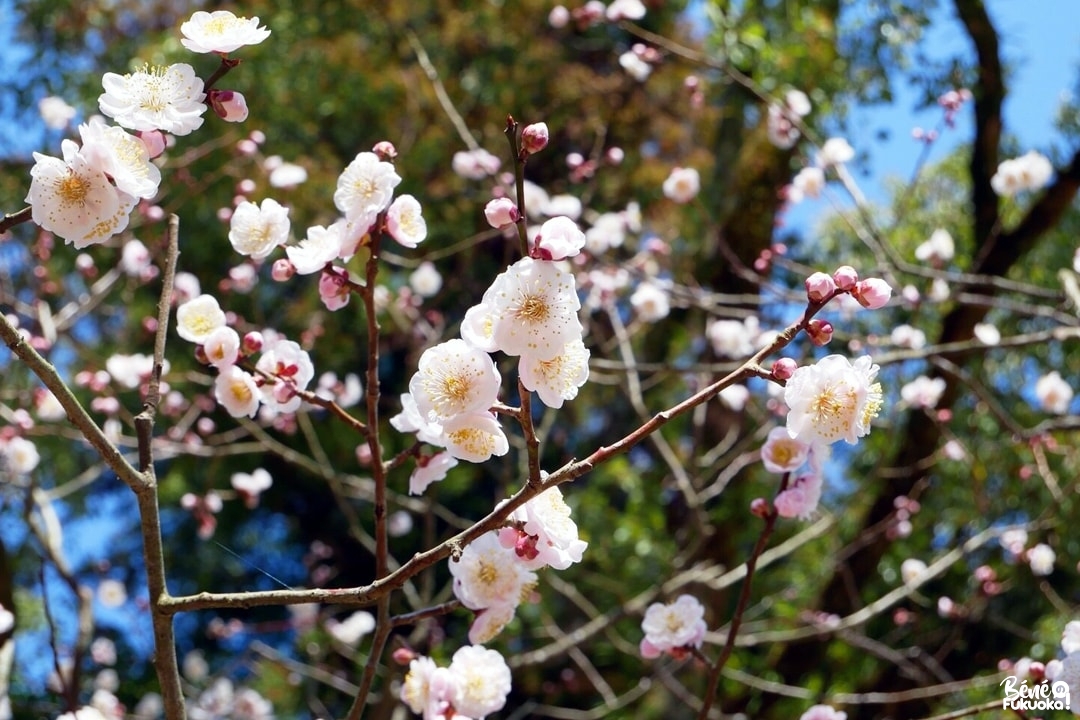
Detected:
[793,0,1080,226]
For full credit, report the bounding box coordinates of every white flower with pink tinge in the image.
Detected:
[640,594,707,659]
[784,355,883,446]
[485,257,583,362]
[498,483,587,570]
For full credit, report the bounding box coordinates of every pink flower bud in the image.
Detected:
[242,331,264,355]
[208,90,249,123]
[271,259,295,282]
[804,271,836,302]
[521,122,550,154]
[832,265,859,290]
[806,319,834,346]
[852,278,892,309]
[483,197,519,229]
[372,140,398,160]
[771,358,797,380]
[750,498,770,518]
[139,130,167,159]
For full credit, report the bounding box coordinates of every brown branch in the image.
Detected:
[0,207,32,235]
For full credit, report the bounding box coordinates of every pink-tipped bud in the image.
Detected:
[271,259,295,282]
[750,498,770,518]
[208,90,249,123]
[372,140,398,160]
[521,122,550,155]
[806,319,834,346]
[139,130,167,159]
[804,271,837,302]
[242,331,264,355]
[771,358,797,381]
[832,265,859,290]
[852,278,892,309]
[484,197,519,229]
[392,647,417,665]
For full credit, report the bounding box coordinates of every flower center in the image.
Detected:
[56,171,90,204]
[477,560,498,585]
[517,294,550,323]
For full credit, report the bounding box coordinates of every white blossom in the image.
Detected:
[784,355,884,445]
[518,338,590,409]
[334,151,401,220]
[176,294,227,344]
[448,645,512,718]
[229,198,290,259]
[408,338,501,422]
[180,10,271,54]
[640,595,707,658]
[487,257,583,361]
[98,63,206,135]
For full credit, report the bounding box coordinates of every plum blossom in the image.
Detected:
[202,326,241,369]
[1028,543,1056,576]
[800,705,847,720]
[408,339,501,422]
[180,10,271,54]
[448,645,512,718]
[401,656,453,719]
[229,198,290,259]
[1035,371,1073,414]
[498,484,587,570]
[706,317,758,358]
[256,338,315,413]
[334,151,401,220]
[640,594,707,659]
[208,90,248,122]
[326,610,375,646]
[487,257,583,361]
[451,532,537,641]
[176,294,227,344]
[900,558,928,586]
[518,338,590,409]
[774,471,824,519]
[78,117,161,200]
[230,468,272,507]
[215,366,261,418]
[460,302,500,352]
[630,281,671,322]
[287,224,342,275]
[785,355,884,446]
[534,215,585,260]
[389,392,444,446]
[815,137,855,168]
[452,148,501,180]
[26,141,136,248]
[788,166,826,203]
[760,427,811,473]
[409,261,443,297]
[619,50,652,81]
[386,194,427,248]
[484,197,518,228]
[900,375,946,409]
[99,63,206,135]
[1,436,40,475]
[39,96,77,129]
[991,150,1053,196]
[662,167,700,203]
[440,411,510,463]
[915,228,955,264]
[409,452,458,495]
[1063,621,1080,655]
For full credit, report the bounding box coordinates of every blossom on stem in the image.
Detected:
[815,137,855,168]
[760,427,811,473]
[1035,371,1073,414]
[334,151,401,221]
[99,63,206,135]
[484,197,519,229]
[448,645,512,718]
[26,142,136,249]
[208,90,249,122]
[230,468,272,507]
[640,595,707,659]
[287,224,342,275]
[214,366,261,418]
[518,338,590,409]
[180,10,271,54]
[851,278,892,309]
[408,452,458,495]
[176,294,227,344]
[498,484,587,570]
[386,194,427,248]
[784,354,884,445]
[799,705,847,720]
[408,338,501,422]
[229,198,290,259]
[202,326,241,369]
[521,122,550,154]
[991,150,1053,196]
[78,117,161,200]
[534,215,585,260]
[774,470,824,519]
[805,271,837,302]
[487,257,583,361]
[440,411,509,463]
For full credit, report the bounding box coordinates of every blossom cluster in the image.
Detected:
[25,10,271,249]
[401,645,512,720]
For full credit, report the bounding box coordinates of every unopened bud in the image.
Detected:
[771,358,797,381]
[832,265,859,290]
[805,271,837,303]
[806,319,834,346]
[208,90,249,123]
[271,259,295,282]
[750,498,770,518]
[373,140,398,160]
[521,122,550,155]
